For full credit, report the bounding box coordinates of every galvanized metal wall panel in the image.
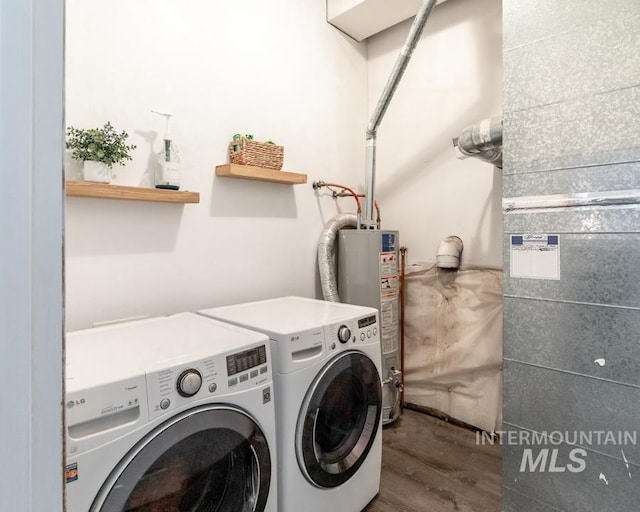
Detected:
[503,426,640,512]
[503,488,564,512]
[504,10,640,113]
[504,297,640,387]
[503,206,640,234]
[503,1,640,508]
[504,233,640,307]
[503,0,635,50]
[504,361,640,464]
[503,86,640,174]
[503,163,640,197]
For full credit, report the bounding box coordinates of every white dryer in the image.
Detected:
[199,297,383,512]
[65,312,277,512]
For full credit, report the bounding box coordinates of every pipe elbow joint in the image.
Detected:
[436,236,464,269]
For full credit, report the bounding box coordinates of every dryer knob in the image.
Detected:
[337,325,351,344]
[177,369,202,397]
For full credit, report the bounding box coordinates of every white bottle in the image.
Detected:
[152,110,180,190]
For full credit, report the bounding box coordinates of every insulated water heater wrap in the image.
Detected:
[338,229,401,424]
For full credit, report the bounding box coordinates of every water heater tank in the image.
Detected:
[338,229,401,425]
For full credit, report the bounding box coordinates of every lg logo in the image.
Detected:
[66,398,86,408]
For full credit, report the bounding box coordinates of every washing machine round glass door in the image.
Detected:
[91,405,271,512]
[296,350,382,488]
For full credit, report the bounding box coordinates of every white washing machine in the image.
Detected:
[65,312,277,512]
[199,296,383,512]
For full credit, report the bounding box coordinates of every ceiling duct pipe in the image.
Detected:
[453,117,503,168]
[363,0,439,229]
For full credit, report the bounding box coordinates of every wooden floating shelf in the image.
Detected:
[65,181,200,204]
[215,163,307,185]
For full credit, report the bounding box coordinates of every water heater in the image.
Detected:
[338,229,401,424]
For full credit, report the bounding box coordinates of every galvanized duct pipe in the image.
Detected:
[453,117,503,168]
[318,213,358,302]
[364,0,439,227]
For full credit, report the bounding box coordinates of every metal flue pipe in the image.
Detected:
[363,0,439,227]
[453,117,503,168]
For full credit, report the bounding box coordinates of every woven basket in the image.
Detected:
[229,139,284,170]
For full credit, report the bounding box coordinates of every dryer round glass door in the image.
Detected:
[296,351,382,488]
[91,405,271,512]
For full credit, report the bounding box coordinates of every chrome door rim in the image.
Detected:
[91,404,271,512]
[295,351,382,488]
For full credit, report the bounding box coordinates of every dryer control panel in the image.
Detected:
[146,343,271,420]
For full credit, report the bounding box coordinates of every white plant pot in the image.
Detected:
[83,161,112,183]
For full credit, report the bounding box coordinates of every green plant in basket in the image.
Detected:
[66,122,136,168]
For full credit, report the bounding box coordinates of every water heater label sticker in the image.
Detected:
[379,252,398,276]
[510,234,560,280]
[380,297,399,354]
[382,233,396,252]
[380,276,399,292]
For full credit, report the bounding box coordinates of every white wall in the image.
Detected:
[65,0,368,330]
[367,0,503,267]
[1,0,64,509]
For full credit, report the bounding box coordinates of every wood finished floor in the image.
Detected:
[363,408,502,512]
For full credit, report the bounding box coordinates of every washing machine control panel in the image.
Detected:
[146,343,271,419]
[326,313,380,351]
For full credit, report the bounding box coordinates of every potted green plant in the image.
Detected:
[66,122,136,183]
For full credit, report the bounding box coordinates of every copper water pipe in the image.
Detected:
[399,246,408,412]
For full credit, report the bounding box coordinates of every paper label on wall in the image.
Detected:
[510,234,560,280]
